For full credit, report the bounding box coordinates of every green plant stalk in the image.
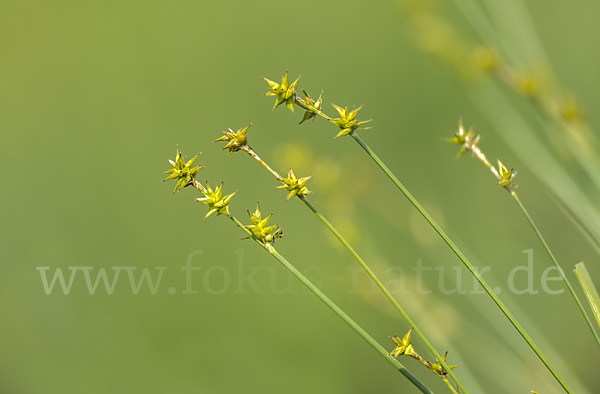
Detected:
[443,379,460,394]
[512,193,600,348]
[239,145,468,392]
[574,262,600,330]
[451,126,600,348]
[228,215,434,394]
[348,133,572,393]
[299,196,468,393]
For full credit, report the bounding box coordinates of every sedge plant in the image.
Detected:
[162,147,434,393]
[214,122,468,393]
[261,71,573,393]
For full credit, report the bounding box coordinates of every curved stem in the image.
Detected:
[228,215,434,394]
[512,193,600,348]
[350,133,572,393]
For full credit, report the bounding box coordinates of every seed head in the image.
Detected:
[277,169,312,200]
[215,124,250,154]
[163,147,202,193]
[497,160,517,190]
[426,351,459,378]
[196,181,236,218]
[245,203,285,248]
[328,103,372,138]
[390,329,418,358]
[262,71,300,113]
[298,90,323,124]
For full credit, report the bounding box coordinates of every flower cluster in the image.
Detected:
[448,120,518,191]
[214,124,250,153]
[328,103,372,138]
[390,329,417,358]
[447,120,480,158]
[245,203,285,248]
[163,147,202,193]
[497,160,517,190]
[262,71,300,113]
[196,181,236,218]
[277,169,312,200]
[297,90,323,125]
[390,329,458,381]
[262,72,372,138]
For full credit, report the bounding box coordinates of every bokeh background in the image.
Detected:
[2,0,600,393]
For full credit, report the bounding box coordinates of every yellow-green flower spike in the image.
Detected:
[328,103,372,138]
[196,181,236,218]
[244,205,285,247]
[447,120,479,158]
[390,329,417,358]
[163,147,202,194]
[214,124,250,153]
[262,71,300,113]
[426,351,459,378]
[497,159,517,189]
[298,90,323,125]
[277,169,312,200]
[248,202,263,226]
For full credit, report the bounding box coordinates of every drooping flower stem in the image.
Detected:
[228,215,434,394]
[233,144,467,393]
[351,133,572,393]
[512,193,600,348]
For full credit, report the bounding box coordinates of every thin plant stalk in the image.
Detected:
[228,215,434,394]
[443,379,460,394]
[512,194,600,347]
[289,94,569,390]
[574,262,600,330]
[348,132,572,392]
[447,124,600,348]
[237,145,468,393]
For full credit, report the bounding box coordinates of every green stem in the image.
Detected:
[512,193,600,348]
[350,133,572,393]
[239,143,467,392]
[299,196,469,394]
[228,215,434,394]
[443,379,460,394]
[574,262,600,330]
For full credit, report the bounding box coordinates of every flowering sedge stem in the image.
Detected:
[228,215,434,394]
[350,133,572,393]
[238,146,467,392]
[300,196,468,393]
[512,193,600,348]
[452,122,600,348]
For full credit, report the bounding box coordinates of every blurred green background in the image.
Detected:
[2,0,600,392]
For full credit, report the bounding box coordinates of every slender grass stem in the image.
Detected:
[238,144,467,391]
[350,133,572,393]
[299,196,469,393]
[512,194,600,348]
[228,215,434,394]
[574,263,600,331]
[443,379,460,394]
